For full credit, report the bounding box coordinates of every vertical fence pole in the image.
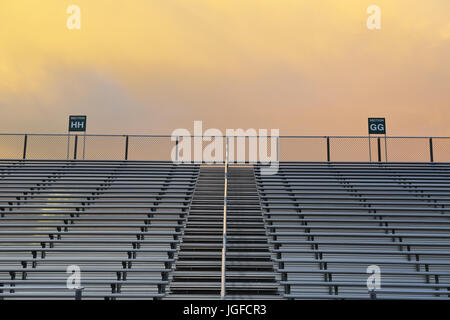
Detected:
[22,134,28,160]
[226,136,229,164]
[82,133,86,160]
[73,135,78,160]
[67,134,70,160]
[429,138,434,163]
[377,137,381,162]
[175,136,179,163]
[368,136,372,162]
[384,134,388,162]
[276,136,280,163]
[124,135,129,160]
[326,137,330,162]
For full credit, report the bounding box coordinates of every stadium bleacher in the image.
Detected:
[0,159,449,299]
[255,162,450,299]
[0,160,198,299]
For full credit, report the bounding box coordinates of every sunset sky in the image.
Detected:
[0,0,449,136]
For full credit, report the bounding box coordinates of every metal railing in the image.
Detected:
[0,133,449,162]
[220,137,229,299]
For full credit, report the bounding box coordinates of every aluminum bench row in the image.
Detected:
[0,160,200,299]
[255,162,450,300]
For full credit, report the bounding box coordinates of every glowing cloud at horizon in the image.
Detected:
[0,0,449,136]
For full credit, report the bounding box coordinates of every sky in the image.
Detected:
[0,0,449,136]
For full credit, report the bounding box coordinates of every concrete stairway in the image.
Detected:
[166,165,280,299]
[166,166,224,299]
[225,167,281,299]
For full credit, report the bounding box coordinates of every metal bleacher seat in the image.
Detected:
[254,162,450,300]
[0,160,199,299]
[1,159,450,300]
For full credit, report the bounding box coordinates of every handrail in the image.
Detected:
[1,133,450,139]
[220,137,229,300]
[2,134,449,163]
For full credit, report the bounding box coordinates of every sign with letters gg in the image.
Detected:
[69,115,87,132]
[368,118,386,134]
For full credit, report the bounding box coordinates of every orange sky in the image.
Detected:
[0,0,449,136]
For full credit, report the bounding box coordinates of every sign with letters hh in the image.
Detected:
[69,115,87,132]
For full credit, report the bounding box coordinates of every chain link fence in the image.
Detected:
[128,136,174,161]
[0,134,449,162]
[385,137,429,162]
[432,138,450,162]
[278,137,327,161]
[328,137,370,162]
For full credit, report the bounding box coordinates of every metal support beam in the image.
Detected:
[429,138,434,163]
[277,136,280,163]
[175,136,179,163]
[22,135,28,160]
[66,134,70,160]
[377,137,381,162]
[82,133,86,160]
[326,137,330,162]
[125,135,129,160]
[73,135,78,160]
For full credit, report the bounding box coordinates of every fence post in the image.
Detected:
[326,137,330,162]
[73,135,78,160]
[124,135,129,160]
[377,137,381,162]
[22,134,28,160]
[226,136,229,164]
[429,138,434,163]
[175,136,179,162]
[82,133,86,160]
[277,136,280,163]
[384,135,388,162]
[67,134,70,160]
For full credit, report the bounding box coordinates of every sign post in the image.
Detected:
[68,115,87,160]
[368,118,387,162]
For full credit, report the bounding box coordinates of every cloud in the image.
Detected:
[0,0,449,136]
